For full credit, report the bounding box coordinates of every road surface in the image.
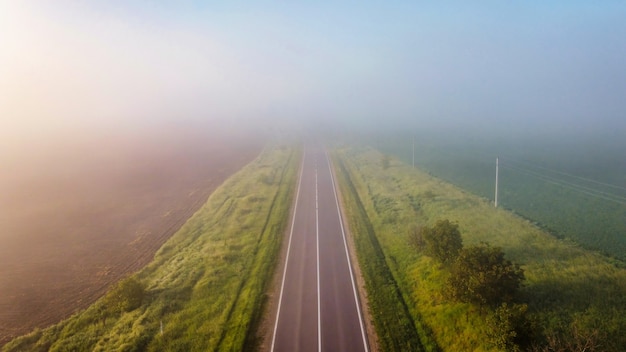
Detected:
[270,145,369,352]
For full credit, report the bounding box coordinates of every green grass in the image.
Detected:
[332,146,626,351]
[333,156,427,352]
[373,134,626,261]
[3,144,299,352]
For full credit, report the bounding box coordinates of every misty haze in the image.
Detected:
[1,1,625,351]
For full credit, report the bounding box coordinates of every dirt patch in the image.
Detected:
[0,126,262,345]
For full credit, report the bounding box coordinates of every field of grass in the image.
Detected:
[3,144,298,352]
[372,133,626,261]
[332,145,626,351]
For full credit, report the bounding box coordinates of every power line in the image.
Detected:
[390,138,626,206]
[501,162,626,201]
[502,156,626,192]
[500,163,626,206]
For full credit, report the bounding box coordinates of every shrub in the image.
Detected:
[486,303,533,351]
[447,243,524,308]
[105,277,145,314]
[421,219,463,265]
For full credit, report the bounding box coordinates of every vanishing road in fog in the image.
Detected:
[270,145,369,352]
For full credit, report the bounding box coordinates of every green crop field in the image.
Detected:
[369,133,626,261]
[3,144,299,352]
[332,145,626,351]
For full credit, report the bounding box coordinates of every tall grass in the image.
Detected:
[333,156,427,352]
[332,146,626,351]
[374,135,626,261]
[3,144,298,352]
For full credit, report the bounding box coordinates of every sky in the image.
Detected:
[1,1,626,152]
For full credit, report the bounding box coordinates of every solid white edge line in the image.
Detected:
[270,149,306,352]
[315,162,322,352]
[325,150,370,352]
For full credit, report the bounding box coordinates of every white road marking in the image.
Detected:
[271,149,368,352]
[325,150,370,352]
[315,161,322,352]
[270,150,306,352]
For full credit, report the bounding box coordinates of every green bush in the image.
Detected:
[419,220,463,265]
[486,303,532,351]
[105,277,145,314]
[447,243,524,308]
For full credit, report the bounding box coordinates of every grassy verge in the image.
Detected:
[332,155,431,351]
[3,144,299,352]
[332,146,626,351]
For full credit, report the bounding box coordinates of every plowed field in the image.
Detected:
[0,126,261,345]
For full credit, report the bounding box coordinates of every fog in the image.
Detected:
[1,2,625,344]
[2,1,626,153]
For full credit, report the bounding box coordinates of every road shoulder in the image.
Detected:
[327,149,380,352]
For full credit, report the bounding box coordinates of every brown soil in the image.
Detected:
[0,125,262,346]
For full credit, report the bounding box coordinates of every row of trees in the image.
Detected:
[410,220,530,351]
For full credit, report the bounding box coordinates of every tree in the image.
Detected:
[421,220,463,264]
[447,243,524,308]
[105,276,146,313]
[486,303,533,352]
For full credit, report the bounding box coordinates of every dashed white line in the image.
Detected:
[315,161,322,352]
[271,149,368,352]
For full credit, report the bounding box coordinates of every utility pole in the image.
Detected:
[412,136,415,168]
[495,157,499,208]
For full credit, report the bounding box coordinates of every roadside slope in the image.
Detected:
[3,144,298,352]
[0,130,260,347]
[333,146,626,351]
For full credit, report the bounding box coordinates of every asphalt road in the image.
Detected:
[271,145,368,352]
